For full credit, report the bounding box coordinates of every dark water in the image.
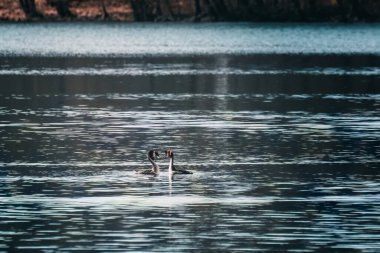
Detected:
[0,23,380,252]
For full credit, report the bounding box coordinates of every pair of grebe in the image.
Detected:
[135,149,192,175]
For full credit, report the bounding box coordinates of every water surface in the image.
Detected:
[0,23,380,252]
[0,23,380,56]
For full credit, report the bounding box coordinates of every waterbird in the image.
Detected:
[165,149,193,175]
[135,150,160,175]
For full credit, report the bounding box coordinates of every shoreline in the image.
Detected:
[1,0,380,23]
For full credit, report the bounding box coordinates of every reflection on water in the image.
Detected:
[0,23,380,56]
[2,55,380,77]
[1,23,380,252]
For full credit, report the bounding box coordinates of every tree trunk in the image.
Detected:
[100,0,109,20]
[158,0,173,21]
[19,0,43,19]
[199,0,215,20]
[130,0,146,21]
[207,0,227,20]
[47,0,75,18]
[130,0,159,21]
[194,0,201,20]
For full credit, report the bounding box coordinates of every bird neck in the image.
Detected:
[169,156,174,174]
[149,157,159,173]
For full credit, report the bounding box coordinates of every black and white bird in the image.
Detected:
[135,150,160,175]
[165,149,193,175]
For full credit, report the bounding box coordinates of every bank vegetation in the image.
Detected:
[1,0,380,22]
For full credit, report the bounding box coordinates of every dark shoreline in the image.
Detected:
[2,0,380,22]
[1,19,380,23]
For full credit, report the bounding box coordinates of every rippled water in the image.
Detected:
[0,23,380,252]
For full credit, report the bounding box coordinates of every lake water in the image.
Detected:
[0,23,380,252]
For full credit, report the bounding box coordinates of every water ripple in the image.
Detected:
[1,66,380,76]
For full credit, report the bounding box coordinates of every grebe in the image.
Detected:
[165,149,193,175]
[135,150,160,175]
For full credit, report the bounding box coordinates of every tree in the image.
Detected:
[130,0,174,21]
[157,0,174,21]
[100,0,110,20]
[130,0,148,21]
[19,0,43,19]
[47,0,75,18]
